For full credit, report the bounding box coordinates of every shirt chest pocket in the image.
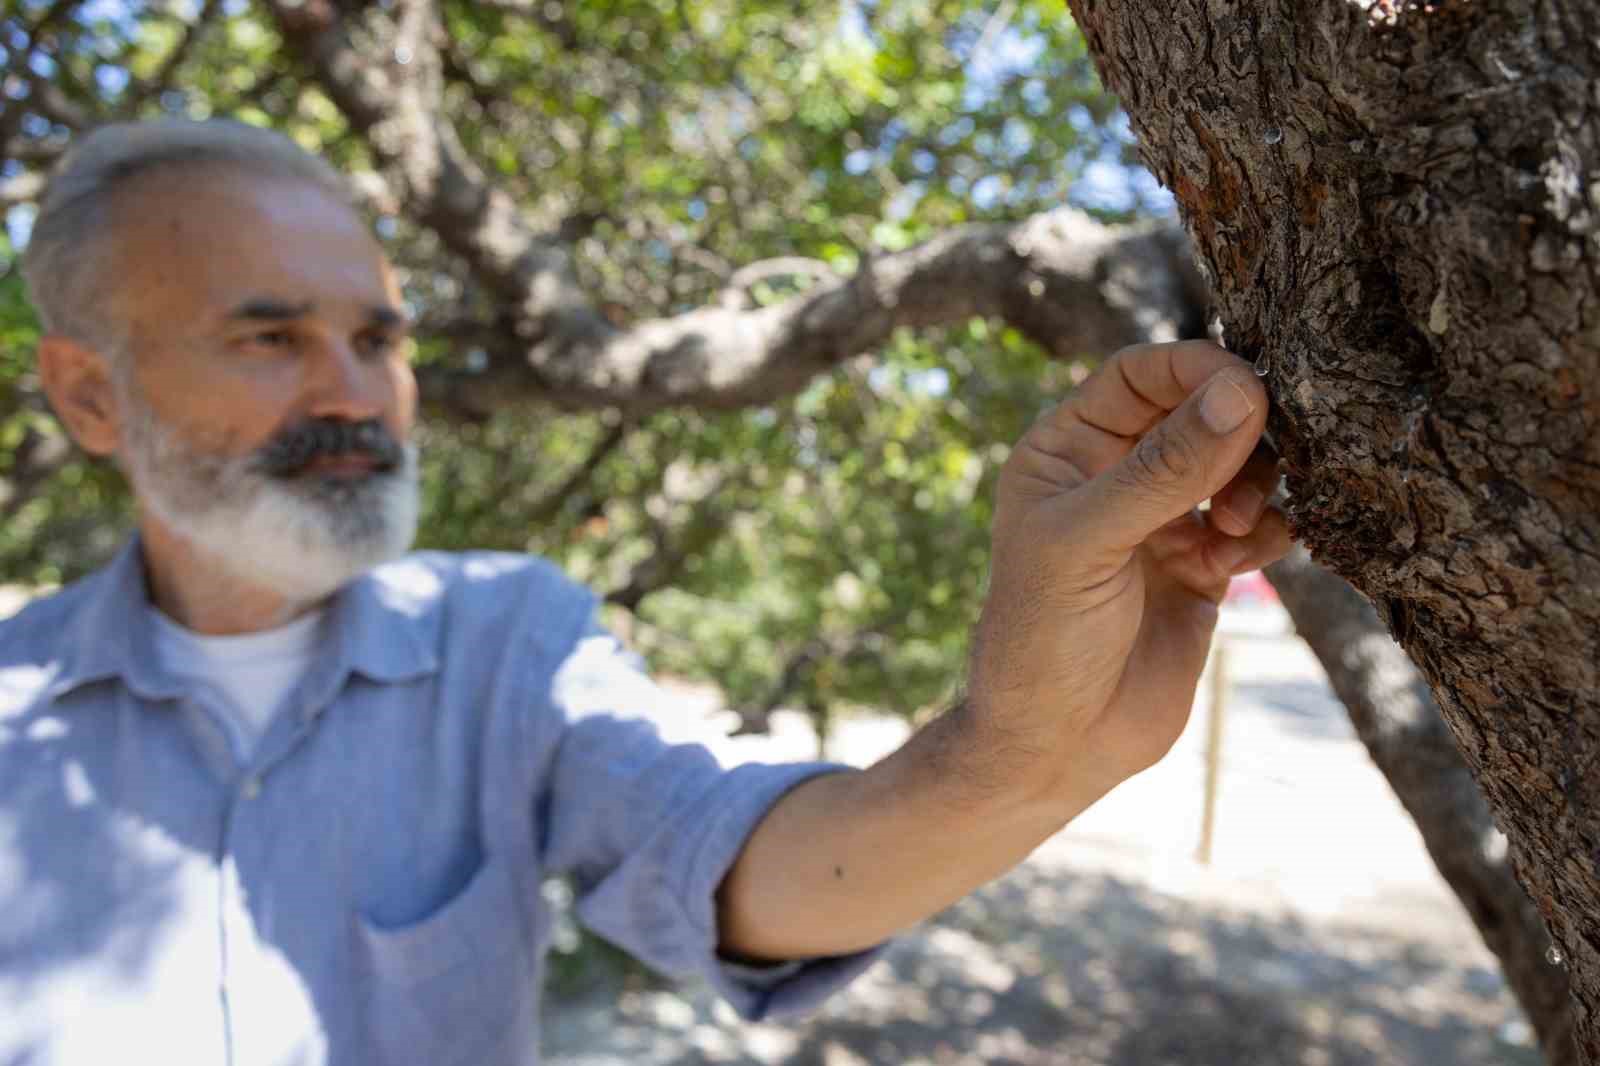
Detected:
[355,858,537,1066]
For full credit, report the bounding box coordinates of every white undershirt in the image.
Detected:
[149,606,324,761]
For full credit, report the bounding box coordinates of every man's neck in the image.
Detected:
[137,515,325,636]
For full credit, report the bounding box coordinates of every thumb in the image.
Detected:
[1064,368,1267,561]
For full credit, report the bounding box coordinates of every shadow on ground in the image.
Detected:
[544,861,1536,1066]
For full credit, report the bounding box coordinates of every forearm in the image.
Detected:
[715,703,1107,961]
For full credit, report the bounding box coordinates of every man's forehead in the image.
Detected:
[113,160,360,226]
[106,165,398,322]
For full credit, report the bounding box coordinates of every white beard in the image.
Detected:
[118,387,421,605]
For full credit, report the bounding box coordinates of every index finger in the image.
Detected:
[1015,341,1263,485]
[1067,340,1257,439]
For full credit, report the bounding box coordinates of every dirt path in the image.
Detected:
[543,607,1542,1065]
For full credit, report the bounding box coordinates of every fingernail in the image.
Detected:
[1214,540,1249,573]
[1200,374,1256,435]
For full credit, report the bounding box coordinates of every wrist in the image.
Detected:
[910,697,1110,829]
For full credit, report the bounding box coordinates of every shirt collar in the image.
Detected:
[53,537,178,703]
[320,556,443,688]
[52,536,442,707]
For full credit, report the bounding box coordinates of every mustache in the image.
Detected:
[252,419,406,479]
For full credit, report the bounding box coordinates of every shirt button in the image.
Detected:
[240,776,262,800]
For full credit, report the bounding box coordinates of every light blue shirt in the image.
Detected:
[0,539,882,1065]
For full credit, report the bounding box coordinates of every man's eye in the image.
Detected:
[254,330,295,348]
[357,332,400,357]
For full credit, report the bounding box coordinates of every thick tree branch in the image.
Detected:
[415,208,1203,420]
[266,0,595,329]
[1267,548,1577,1066]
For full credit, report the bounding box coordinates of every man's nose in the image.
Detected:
[305,339,387,424]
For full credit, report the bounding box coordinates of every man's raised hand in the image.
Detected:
[964,341,1294,810]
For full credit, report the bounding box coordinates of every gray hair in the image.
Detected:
[20,118,353,355]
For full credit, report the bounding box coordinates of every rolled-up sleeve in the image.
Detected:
[540,618,886,1020]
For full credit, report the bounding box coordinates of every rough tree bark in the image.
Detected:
[1267,551,1577,1065]
[1067,0,1600,1055]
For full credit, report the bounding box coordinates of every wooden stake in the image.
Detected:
[1197,640,1229,866]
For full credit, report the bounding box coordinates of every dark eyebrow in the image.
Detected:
[226,298,315,323]
[224,300,410,329]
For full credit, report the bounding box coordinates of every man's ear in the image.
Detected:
[37,335,122,458]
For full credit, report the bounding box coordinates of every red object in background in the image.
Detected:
[1224,570,1279,605]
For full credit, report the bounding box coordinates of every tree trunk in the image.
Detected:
[1267,549,1578,1065]
[1067,0,1600,1055]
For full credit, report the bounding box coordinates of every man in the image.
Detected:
[0,119,1290,1064]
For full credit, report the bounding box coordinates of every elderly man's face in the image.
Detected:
[100,166,421,601]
